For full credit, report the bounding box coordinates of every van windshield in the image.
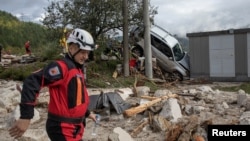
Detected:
[173,44,184,61]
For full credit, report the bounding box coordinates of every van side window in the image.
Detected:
[151,35,172,57]
[173,44,184,61]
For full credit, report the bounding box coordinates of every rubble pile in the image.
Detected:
[0,80,250,141]
[0,54,37,68]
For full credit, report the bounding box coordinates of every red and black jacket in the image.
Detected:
[20,54,90,120]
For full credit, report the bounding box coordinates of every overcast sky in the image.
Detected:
[0,0,250,37]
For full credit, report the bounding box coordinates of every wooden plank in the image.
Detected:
[123,94,178,117]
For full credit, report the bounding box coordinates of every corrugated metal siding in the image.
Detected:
[189,37,209,78]
[248,33,250,77]
[234,34,247,79]
[187,28,250,81]
[209,35,235,77]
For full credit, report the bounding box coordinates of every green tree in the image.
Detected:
[42,0,144,39]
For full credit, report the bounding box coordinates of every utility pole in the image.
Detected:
[143,0,153,79]
[123,0,129,77]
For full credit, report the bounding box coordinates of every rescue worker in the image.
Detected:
[24,40,31,55]
[9,28,97,141]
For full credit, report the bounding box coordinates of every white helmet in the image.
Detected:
[66,28,95,51]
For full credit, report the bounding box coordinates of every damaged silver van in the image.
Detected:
[129,25,190,81]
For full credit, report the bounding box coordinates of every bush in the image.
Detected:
[35,42,63,62]
[0,62,47,81]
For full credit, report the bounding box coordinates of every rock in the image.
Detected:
[113,127,134,141]
[159,98,182,122]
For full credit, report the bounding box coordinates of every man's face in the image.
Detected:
[69,44,89,65]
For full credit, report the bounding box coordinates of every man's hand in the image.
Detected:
[9,119,31,139]
[88,113,97,122]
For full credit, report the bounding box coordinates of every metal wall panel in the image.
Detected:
[248,33,250,77]
[234,34,247,78]
[209,35,235,77]
[189,37,209,77]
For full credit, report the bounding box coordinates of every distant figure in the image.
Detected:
[129,54,139,74]
[24,41,31,55]
[0,44,2,62]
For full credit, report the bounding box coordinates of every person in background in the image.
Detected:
[9,28,97,141]
[24,40,31,55]
[129,54,139,74]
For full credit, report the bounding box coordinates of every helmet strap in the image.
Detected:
[67,43,84,67]
[71,48,81,59]
[68,48,84,68]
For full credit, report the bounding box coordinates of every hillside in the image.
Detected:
[0,10,50,49]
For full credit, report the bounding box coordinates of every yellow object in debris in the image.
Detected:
[60,28,69,53]
[112,71,118,78]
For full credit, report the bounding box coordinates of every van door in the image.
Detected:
[150,35,177,73]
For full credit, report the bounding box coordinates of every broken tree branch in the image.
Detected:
[130,119,149,137]
[133,74,138,97]
[140,95,158,100]
[123,94,178,117]
[165,124,183,141]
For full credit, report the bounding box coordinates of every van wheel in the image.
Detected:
[171,71,183,81]
[131,46,143,57]
[165,71,183,82]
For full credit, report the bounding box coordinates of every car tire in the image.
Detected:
[165,71,183,82]
[171,71,183,81]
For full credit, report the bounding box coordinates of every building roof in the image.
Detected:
[186,28,250,37]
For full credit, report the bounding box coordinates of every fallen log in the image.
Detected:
[123,94,178,117]
[140,95,158,100]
